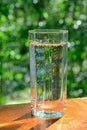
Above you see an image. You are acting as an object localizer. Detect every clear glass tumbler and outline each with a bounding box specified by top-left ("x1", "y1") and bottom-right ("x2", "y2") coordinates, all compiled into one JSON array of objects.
[{"x1": 29, "y1": 29, "x2": 68, "y2": 119}]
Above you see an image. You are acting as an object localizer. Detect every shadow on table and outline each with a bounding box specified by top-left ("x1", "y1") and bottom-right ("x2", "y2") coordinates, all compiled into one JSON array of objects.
[
  {"x1": 0, "y1": 111, "x2": 59, "y2": 130},
  {"x1": 14, "y1": 112, "x2": 32, "y2": 121}
]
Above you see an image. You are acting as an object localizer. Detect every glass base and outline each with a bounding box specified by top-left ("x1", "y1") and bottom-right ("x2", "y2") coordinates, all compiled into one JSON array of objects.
[{"x1": 32, "y1": 109, "x2": 63, "y2": 119}]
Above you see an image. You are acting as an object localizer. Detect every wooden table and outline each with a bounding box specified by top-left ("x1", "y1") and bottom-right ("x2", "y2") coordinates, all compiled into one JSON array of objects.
[{"x1": 0, "y1": 98, "x2": 87, "y2": 130}]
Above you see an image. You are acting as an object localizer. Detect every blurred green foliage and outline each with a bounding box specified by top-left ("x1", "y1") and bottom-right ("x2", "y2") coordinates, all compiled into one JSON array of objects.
[{"x1": 0, "y1": 0, "x2": 87, "y2": 104}]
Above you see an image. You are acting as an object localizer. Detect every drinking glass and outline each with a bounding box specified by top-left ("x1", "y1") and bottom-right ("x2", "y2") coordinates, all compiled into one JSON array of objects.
[{"x1": 29, "y1": 29, "x2": 68, "y2": 119}]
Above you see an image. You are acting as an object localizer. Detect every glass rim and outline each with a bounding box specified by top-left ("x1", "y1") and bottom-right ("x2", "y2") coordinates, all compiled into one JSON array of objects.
[{"x1": 29, "y1": 29, "x2": 68, "y2": 34}]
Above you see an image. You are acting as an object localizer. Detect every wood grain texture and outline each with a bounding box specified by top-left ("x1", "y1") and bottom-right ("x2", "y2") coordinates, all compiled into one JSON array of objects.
[
  {"x1": 46, "y1": 97, "x2": 87, "y2": 130},
  {"x1": 0, "y1": 98, "x2": 87, "y2": 130}
]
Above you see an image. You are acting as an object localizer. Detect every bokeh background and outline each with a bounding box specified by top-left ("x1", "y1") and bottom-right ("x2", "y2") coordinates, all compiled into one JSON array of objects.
[{"x1": 0, "y1": 0, "x2": 87, "y2": 105}]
